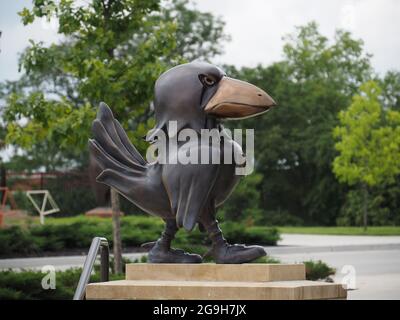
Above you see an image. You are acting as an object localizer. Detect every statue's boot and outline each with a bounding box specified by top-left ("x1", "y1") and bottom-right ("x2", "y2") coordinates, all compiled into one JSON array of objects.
[
  {"x1": 145, "y1": 219, "x2": 202, "y2": 263},
  {"x1": 204, "y1": 220, "x2": 266, "y2": 264}
]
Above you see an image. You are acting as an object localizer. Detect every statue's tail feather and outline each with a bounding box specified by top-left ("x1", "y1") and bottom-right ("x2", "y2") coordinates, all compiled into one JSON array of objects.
[
  {"x1": 89, "y1": 102, "x2": 147, "y2": 180},
  {"x1": 113, "y1": 117, "x2": 146, "y2": 166}
]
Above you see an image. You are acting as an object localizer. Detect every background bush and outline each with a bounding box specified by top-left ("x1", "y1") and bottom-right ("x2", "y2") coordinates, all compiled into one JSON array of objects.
[
  {"x1": 0, "y1": 215, "x2": 280, "y2": 258},
  {"x1": 304, "y1": 260, "x2": 336, "y2": 281},
  {"x1": 0, "y1": 268, "x2": 124, "y2": 300}
]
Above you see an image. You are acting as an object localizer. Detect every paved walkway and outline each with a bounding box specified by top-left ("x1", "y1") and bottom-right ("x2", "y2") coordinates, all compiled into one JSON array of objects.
[
  {"x1": 278, "y1": 234, "x2": 400, "y2": 247},
  {"x1": 273, "y1": 249, "x2": 400, "y2": 300},
  {"x1": 0, "y1": 253, "x2": 145, "y2": 271}
]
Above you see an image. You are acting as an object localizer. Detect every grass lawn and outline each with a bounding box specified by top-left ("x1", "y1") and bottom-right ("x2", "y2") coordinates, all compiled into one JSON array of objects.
[{"x1": 277, "y1": 226, "x2": 400, "y2": 236}]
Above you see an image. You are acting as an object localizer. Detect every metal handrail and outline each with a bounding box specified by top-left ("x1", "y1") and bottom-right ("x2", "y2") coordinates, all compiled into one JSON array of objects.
[{"x1": 73, "y1": 237, "x2": 109, "y2": 300}]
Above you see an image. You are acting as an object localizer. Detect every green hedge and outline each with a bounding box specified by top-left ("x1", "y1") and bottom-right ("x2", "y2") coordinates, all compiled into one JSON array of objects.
[
  {"x1": 304, "y1": 260, "x2": 336, "y2": 281},
  {"x1": 0, "y1": 216, "x2": 280, "y2": 257},
  {"x1": 0, "y1": 269, "x2": 124, "y2": 300}
]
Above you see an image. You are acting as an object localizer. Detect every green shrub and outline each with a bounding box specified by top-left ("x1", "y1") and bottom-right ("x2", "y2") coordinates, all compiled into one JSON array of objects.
[
  {"x1": 304, "y1": 260, "x2": 336, "y2": 281},
  {"x1": 337, "y1": 188, "x2": 396, "y2": 227},
  {"x1": 221, "y1": 222, "x2": 281, "y2": 245},
  {"x1": 0, "y1": 226, "x2": 39, "y2": 256},
  {"x1": 250, "y1": 257, "x2": 335, "y2": 281},
  {"x1": 94, "y1": 256, "x2": 133, "y2": 274},
  {"x1": 0, "y1": 287, "x2": 23, "y2": 300},
  {"x1": 29, "y1": 221, "x2": 110, "y2": 251},
  {"x1": 0, "y1": 215, "x2": 280, "y2": 257},
  {"x1": 219, "y1": 173, "x2": 265, "y2": 223},
  {"x1": 0, "y1": 269, "x2": 77, "y2": 300},
  {"x1": 174, "y1": 227, "x2": 209, "y2": 246},
  {"x1": 262, "y1": 210, "x2": 304, "y2": 226},
  {"x1": 0, "y1": 268, "x2": 124, "y2": 300},
  {"x1": 12, "y1": 191, "x2": 35, "y2": 214},
  {"x1": 130, "y1": 255, "x2": 148, "y2": 263},
  {"x1": 254, "y1": 256, "x2": 281, "y2": 264}
]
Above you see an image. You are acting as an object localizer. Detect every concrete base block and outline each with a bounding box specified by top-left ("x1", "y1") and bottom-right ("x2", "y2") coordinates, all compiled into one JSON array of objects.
[{"x1": 86, "y1": 263, "x2": 347, "y2": 300}]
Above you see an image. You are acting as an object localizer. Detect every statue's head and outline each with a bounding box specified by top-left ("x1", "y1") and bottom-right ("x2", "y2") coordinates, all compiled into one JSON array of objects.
[{"x1": 150, "y1": 61, "x2": 276, "y2": 139}]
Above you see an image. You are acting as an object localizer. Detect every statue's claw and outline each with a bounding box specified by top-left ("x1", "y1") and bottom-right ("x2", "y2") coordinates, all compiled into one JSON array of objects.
[
  {"x1": 148, "y1": 241, "x2": 202, "y2": 264},
  {"x1": 211, "y1": 243, "x2": 266, "y2": 264}
]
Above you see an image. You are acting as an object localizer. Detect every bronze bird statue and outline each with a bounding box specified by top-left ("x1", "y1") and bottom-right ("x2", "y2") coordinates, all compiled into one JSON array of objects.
[{"x1": 89, "y1": 62, "x2": 276, "y2": 264}]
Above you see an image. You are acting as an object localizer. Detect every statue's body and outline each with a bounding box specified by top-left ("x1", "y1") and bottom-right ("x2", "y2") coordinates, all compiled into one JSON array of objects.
[{"x1": 89, "y1": 62, "x2": 276, "y2": 264}]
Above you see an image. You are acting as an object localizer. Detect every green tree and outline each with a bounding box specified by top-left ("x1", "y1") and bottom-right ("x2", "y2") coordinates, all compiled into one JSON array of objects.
[
  {"x1": 161, "y1": 0, "x2": 230, "y2": 61},
  {"x1": 0, "y1": 0, "x2": 229, "y2": 170},
  {"x1": 380, "y1": 71, "x2": 400, "y2": 110},
  {"x1": 3, "y1": 0, "x2": 177, "y2": 162},
  {"x1": 219, "y1": 173, "x2": 264, "y2": 225},
  {"x1": 224, "y1": 22, "x2": 373, "y2": 225},
  {"x1": 333, "y1": 81, "x2": 400, "y2": 229}
]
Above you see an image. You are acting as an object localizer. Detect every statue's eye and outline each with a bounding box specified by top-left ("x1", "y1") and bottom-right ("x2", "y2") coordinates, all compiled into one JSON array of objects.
[{"x1": 199, "y1": 74, "x2": 216, "y2": 87}]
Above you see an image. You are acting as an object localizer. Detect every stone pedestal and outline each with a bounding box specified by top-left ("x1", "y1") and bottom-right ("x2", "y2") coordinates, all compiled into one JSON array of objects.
[{"x1": 86, "y1": 263, "x2": 347, "y2": 300}]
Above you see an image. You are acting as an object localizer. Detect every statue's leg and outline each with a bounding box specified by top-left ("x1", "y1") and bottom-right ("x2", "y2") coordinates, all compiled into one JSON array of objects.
[
  {"x1": 200, "y1": 216, "x2": 266, "y2": 264},
  {"x1": 148, "y1": 219, "x2": 202, "y2": 263}
]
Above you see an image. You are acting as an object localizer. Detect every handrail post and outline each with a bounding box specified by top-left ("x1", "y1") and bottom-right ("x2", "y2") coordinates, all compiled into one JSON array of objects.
[
  {"x1": 73, "y1": 237, "x2": 109, "y2": 300},
  {"x1": 100, "y1": 241, "x2": 109, "y2": 282}
]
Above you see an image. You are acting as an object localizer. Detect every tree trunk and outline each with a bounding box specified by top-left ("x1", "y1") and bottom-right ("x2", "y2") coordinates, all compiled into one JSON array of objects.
[
  {"x1": 0, "y1": 165, "x2": 6, "y2": 203},
  {"x1": 111, "y1": 188, "x2": 123, "y2": 274},
  {"x1": 362, "y1": 185, "x2": 368, "y2": 231}
]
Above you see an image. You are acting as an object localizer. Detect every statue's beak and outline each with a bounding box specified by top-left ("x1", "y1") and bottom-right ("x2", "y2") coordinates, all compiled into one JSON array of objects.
[{"x1": 204, "y1": 77, "x2": 276, "y2": 119}]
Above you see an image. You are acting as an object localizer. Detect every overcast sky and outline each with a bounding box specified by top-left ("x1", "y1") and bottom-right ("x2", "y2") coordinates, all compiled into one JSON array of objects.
[{"x1": 0, "y1": 0, "x2": 399, "y2": 82}]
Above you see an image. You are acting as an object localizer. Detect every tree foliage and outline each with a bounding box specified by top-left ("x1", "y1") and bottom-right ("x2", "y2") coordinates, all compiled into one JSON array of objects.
[
  {"x1": 224, "y1": 22, "x2": 374, "y2": 225},
  {"x1": 1, "y1": 0, "x2": 229, "y2": 169},
  {"x1": 332, "y1": 81, "x2": 400, "y2": 228},
  {"x1": 333, "y1": 81, "x2": 400, "y2": 187}
]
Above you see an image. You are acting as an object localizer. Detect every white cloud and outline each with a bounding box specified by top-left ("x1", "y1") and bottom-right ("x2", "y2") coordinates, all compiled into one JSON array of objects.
[{"x1": 194, "y1": 0, "x2": 400, "y2": 73}]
